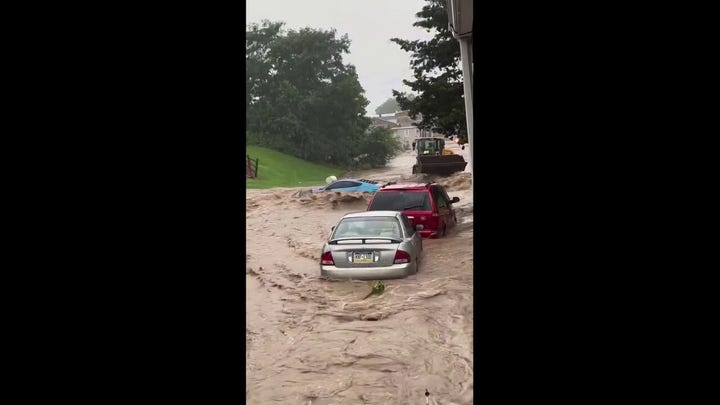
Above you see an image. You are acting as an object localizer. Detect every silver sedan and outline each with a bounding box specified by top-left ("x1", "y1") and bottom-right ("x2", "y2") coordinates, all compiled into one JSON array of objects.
[{"x1": 320, "y1": 211, "x2": 424, "y2": 279}]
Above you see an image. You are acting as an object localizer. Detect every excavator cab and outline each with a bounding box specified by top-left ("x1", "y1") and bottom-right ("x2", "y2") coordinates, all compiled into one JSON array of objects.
[
  {"x1": 412, "y1": 136, "x2": 467, "y2": 176},
  {"x1": 416, "y1": 137, "x2": 444, "y2": 156}
]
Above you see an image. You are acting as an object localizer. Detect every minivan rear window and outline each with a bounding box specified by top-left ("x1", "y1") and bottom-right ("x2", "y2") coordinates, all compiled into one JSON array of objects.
[{"x1": 369, "y1": 191, "x2": 431, "y2": 211}]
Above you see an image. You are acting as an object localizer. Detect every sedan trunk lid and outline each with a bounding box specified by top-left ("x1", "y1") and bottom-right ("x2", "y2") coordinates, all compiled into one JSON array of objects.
[{"x1": 327, "y1": 239, "x2": 400, "y2": 268}]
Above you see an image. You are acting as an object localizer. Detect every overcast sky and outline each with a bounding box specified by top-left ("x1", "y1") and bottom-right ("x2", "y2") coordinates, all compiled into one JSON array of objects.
[{"x1": 247, "y1": 0, "x2": 435, "y2": 116}]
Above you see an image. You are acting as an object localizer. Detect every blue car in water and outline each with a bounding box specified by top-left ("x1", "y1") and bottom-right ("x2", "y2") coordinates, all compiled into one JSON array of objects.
[{"x1": 312, "y1": 178, "x2": 381, "y2": 193}]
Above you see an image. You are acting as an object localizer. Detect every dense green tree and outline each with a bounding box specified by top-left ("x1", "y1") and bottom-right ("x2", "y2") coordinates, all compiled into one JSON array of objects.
[
  {"x1": 374, "y1": 94, "x2": 416, "y2": 115},
  {"x1": 246, "y1": 21, "x2": 398, "y2": 168},
  {"x1": 390, "y1": 0, "x2": 467, "y2": 142},
  {"x1": 352, "y1": 126, "x2": 402, "y2": 169},
  {"x1": 375, "y1": 97, "x2": 400, "y2": 115}
]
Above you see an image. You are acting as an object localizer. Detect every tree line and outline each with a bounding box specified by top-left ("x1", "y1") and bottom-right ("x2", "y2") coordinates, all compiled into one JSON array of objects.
[
  {"x1": 391, "y1": 0, "x2": 468, "y2": 143},
  {"x1": 246, "y1": 21, "x2": 401, "y2": 170}
]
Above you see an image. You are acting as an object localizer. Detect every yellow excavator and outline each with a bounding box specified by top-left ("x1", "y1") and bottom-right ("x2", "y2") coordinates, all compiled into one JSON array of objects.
[{"x1": 412, "y1": 137, "x2": 467, "y2": 176}]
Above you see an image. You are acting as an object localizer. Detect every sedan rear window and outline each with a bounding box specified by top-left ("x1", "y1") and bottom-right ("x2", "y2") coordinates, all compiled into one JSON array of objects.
[
  {"x1": 369, "y1": 191, "x2": 431, "y2": 211},
  {"x1": 333, "y1": 217, "x2": 402, "y2": 239}
]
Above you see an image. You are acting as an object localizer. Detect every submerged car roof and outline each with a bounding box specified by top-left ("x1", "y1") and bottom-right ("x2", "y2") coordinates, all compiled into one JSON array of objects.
[
  {"x1": 342, "y1": 210, "x2": 402, "y2": 218},
  {"x1": 335, "y1": 178, "x2": 379, "y2": 184}
]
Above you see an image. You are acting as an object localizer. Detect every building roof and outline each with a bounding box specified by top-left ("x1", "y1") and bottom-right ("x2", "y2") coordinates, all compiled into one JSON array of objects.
[
  {"x1": 372, "y1": 116, "x2": 397, "y2": 124},
  {"x1": 370, "y1": 117, "x2": 399, "y2": 130},
  {"x1": 368, "y1": 111, "x2": 425, "y2": 127},
  {"x1": 378, "y1": 114, "x2": 398, "y2": 123}
]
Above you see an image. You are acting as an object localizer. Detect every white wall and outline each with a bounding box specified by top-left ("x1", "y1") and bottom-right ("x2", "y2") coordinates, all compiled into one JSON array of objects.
[{"x1": 391, "y1": 126, "x2": 425, "y2": 150}]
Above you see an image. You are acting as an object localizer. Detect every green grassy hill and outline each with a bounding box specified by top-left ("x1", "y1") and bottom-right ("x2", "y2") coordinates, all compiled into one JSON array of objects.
[{"x1": 246, "y1": 146, "x2": 343, "y2": 189}]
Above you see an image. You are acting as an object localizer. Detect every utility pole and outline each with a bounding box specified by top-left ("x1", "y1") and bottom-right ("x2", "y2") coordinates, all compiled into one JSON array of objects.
[
  {"x1": 447, "y1": 0, "x2": 474, "y2": 194},
  {"x1": 458, "y1": 37, "x2": 473, "y2": 183}
]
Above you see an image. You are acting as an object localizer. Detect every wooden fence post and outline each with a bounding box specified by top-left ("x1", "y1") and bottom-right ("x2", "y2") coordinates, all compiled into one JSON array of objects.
[{"x1": 246, "y1": 155, "x2": 260, "y2": 178}]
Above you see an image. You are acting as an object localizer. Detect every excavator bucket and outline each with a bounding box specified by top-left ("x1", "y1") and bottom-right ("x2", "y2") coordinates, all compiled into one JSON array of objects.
[{"x1": 413, "y1": 154, "x2": 467, "y2": 176}]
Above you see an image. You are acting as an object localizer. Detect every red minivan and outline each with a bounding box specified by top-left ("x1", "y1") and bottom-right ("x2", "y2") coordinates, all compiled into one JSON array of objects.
[{"x1": 366, "y1": 183, "x2": 460, "y2": 238}]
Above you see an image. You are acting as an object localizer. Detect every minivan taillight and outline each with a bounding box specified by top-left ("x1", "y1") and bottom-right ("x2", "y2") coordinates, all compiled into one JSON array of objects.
[
  {"x1": 393, "y1": 250, "x2": 411, "y2": 264},
  {"x1": 321, "y1": 251, "x2": 334, "y2": 265}
]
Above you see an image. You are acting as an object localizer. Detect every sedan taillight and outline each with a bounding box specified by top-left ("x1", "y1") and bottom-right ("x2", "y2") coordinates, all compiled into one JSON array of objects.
[
  {"x1": 321, "y1": 251, "x2": 334, "y2": 265},
  {"x1": 393, "y1": 250, "x2": 411, "y2": 264}
]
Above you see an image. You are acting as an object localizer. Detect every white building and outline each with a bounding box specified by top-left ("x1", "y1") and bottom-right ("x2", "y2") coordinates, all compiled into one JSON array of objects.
[{"x1": 370, "y1": 111, "x2": 440, "y2": 150}]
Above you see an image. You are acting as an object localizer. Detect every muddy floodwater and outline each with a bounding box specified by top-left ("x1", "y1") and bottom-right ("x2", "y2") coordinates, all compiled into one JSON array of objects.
[{"x1": 246, "y1": 143, "x2": 474, "y2": 404}]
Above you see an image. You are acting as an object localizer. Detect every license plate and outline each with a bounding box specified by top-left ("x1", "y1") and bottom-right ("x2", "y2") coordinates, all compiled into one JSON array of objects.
[{"x1": 353, "y1": 252, "x2": 373, "y2": 263}]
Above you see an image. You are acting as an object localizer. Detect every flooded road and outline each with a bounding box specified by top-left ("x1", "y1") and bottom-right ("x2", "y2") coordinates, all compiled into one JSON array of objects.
[{"x1": 246, "y1": 146, "x2": 473, "y2": 404}]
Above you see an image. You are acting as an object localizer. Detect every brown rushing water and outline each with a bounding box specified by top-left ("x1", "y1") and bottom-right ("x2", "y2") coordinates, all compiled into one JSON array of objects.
[{"x1": 247, "y1": 145, "x2": 473, "y2": 404}]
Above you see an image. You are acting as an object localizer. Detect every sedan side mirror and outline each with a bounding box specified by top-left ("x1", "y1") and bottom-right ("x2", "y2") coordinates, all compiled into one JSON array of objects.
[
  {"x1": 331, "y1": 226, "x2": 335, "y2": 231},
  {"x1": 415, "y1": 224, "x2": 424, "y2": 231},
  {"x1": 451, "y1": 197, "x2": 460, "y2": 203}
]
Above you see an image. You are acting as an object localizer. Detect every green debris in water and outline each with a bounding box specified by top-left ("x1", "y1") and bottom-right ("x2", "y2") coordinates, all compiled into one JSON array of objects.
[{"x1": 363, "y1": 281, "x2": 385, "y2": 300}]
